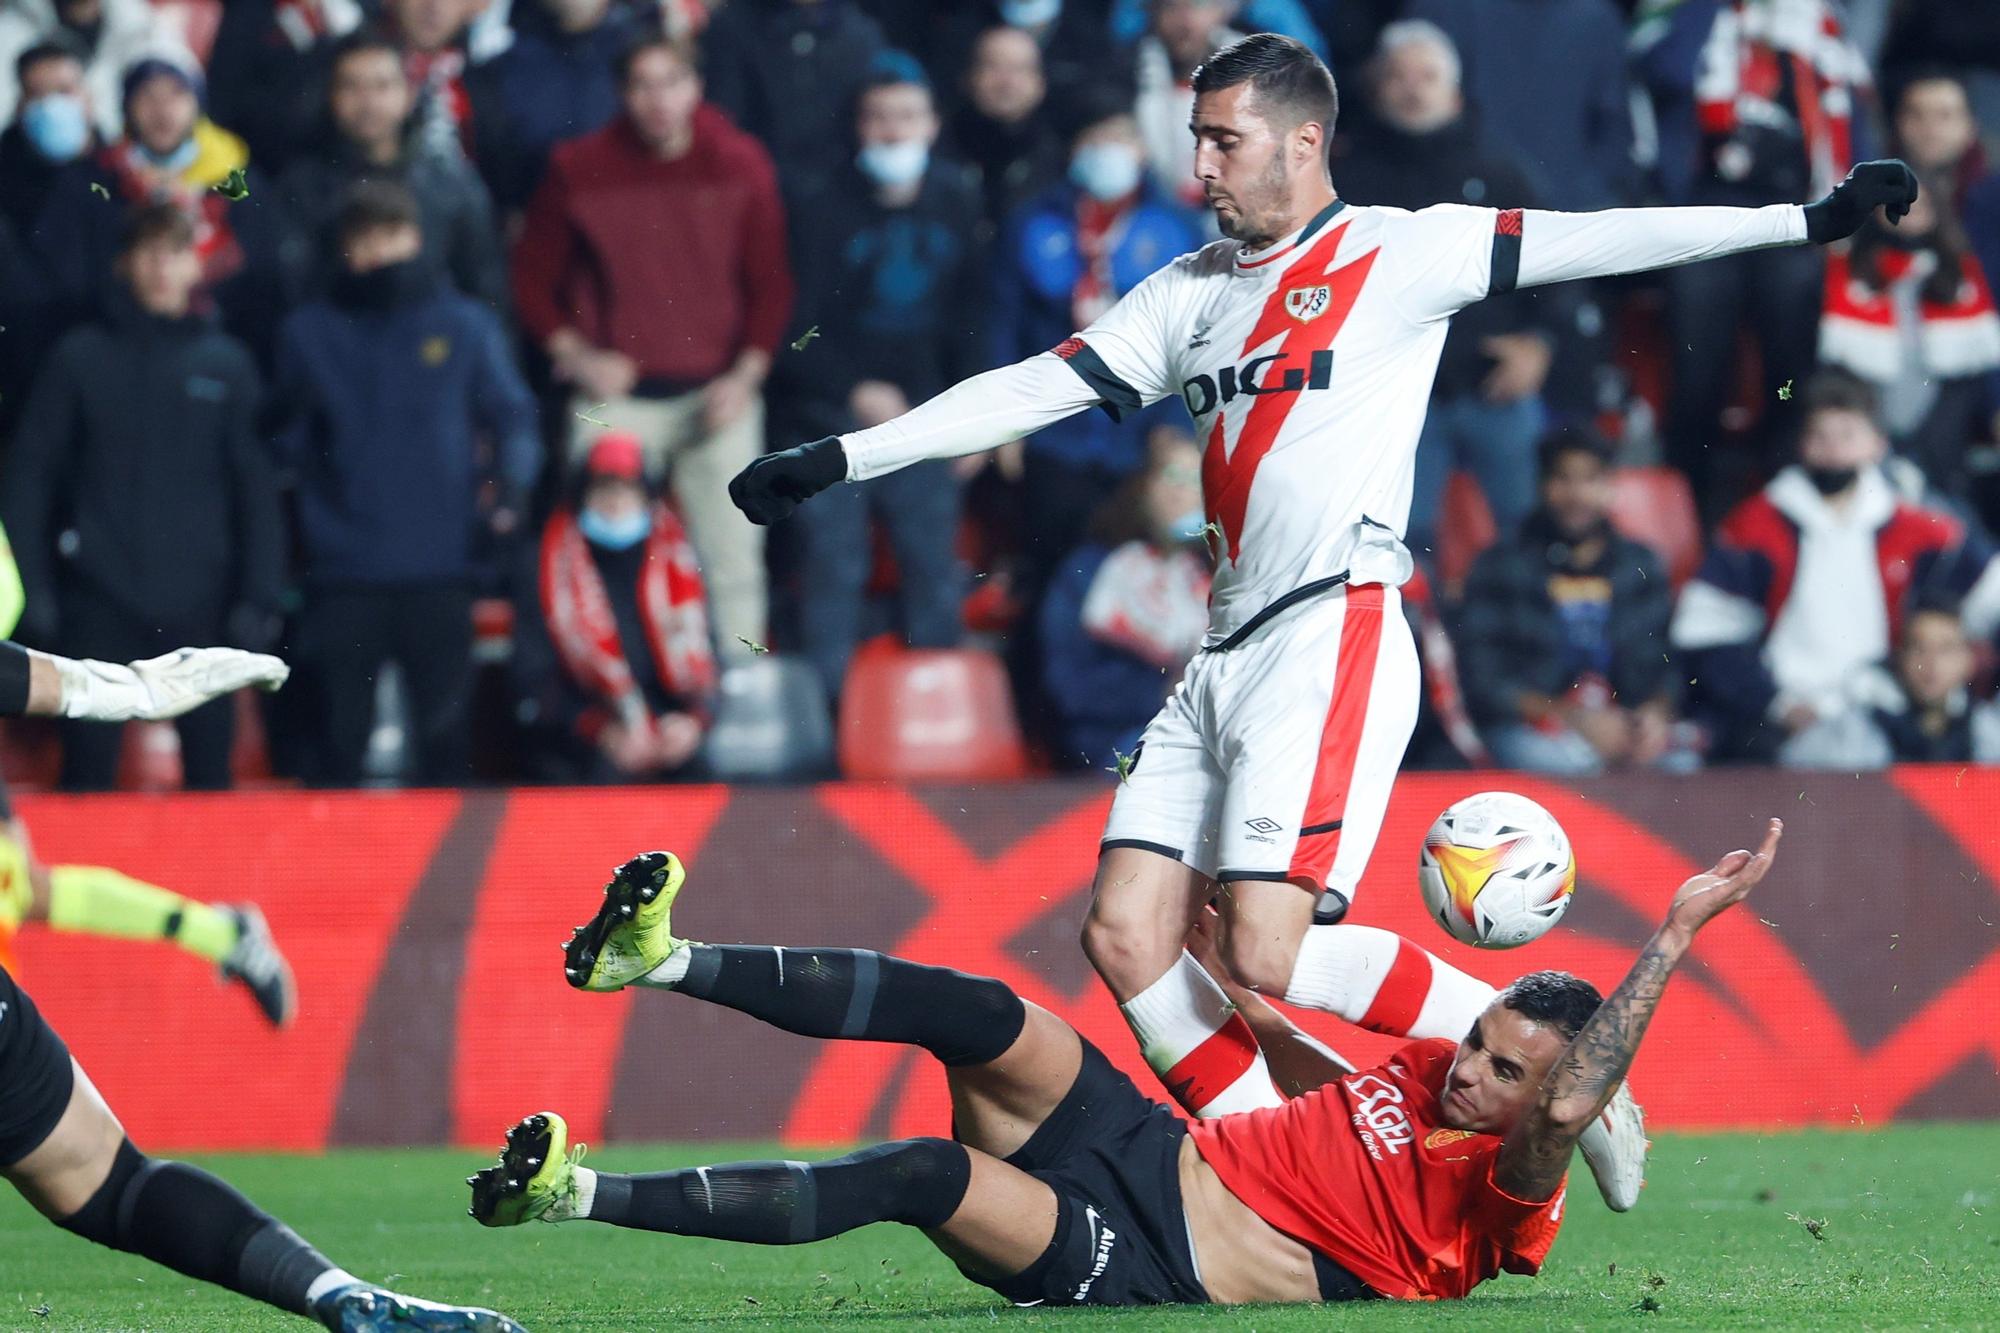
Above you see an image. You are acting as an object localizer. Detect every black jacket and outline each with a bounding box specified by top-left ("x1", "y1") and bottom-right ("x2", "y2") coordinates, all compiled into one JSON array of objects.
[
  {"x1": 775, "y1": 165, "x2": 987, "y2": 441},
  {"x1": 1454, "y1": 512, "x2": 1676, "y2": 730},
  {"x1": 1336, "y1": 114, "x2": 1565, "y2": 399},
  {"x1": 2, "y1": 292, "x2": 283, "y2": 639},
  {"x1": 274, "y1": 136, "x2": 508, "y2": 313}
]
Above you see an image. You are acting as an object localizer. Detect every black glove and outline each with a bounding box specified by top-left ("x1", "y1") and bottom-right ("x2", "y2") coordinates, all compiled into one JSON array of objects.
[
  {"x1": 1803, "y1": 159, "x2": 1920, "y2": 244},
  {"x1": 728, "y1": 436, "x2": 846, "y2": 525}
]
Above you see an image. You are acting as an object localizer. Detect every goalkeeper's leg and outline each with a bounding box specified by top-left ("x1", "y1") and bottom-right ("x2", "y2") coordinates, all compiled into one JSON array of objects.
[{"x1": 2, "y1": 978, "x2": 520, "y2": 1329}]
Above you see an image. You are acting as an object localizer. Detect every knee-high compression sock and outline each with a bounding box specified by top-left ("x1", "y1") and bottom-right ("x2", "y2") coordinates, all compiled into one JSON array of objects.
[
  {"x1": 571, "y1": 1138, "x2": 971, "y2": 1242},
  {"x1": 58, "y1": 1140, "x2": 357, "y2": 1317},
  {"x1": 637, "y1": 946, "x2": 1025, "y2": 1066},
  {"x1": 1120, "y1": 953, "x2": 1282, "y2": 1117},
  {"x1": 47, "y1": 866, "x2": 238, "y2": 964},
  {"x1": 1283, "y1": 925, "x2": 1494, "y2": 1038}
]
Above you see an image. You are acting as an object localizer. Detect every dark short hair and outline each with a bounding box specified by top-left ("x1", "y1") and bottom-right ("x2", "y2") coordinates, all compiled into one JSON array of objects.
[
  {"x1": 119, "y1": 201, "x2": 194, "y2": 254},
  {"x1": 335, "y1": 179, "x2": 422, "y2": 242},
  {"x1": 1798, "y1": 368, "x2": 1883, "y2": 429},
  {"x1": 1893, "y1": 64, "x2": 1969, "y2": 111},
  {"x1": 327, "y1": 30, "x2": 405, "y2": 81},
  {"x1": 615, "y1": 25, "x2": 699, "y2": 86},
  {"x1": 1536, "y1": 424, "x2": 1614, "y2": 480},
  {"x1": 16, "y1": 35, "x2": 84, "y2": 88},
  {"x1": 1190, "y1": 32, "x2": 1339, "y2": 138},
  {"x1": 1499, "y1": 970, "x2": 1602, "y2": 1042}
]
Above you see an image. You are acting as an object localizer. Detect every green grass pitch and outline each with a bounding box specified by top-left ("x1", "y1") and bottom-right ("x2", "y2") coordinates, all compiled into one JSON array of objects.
[{"x1": 2, "y1": 1125, "x2": 1994, "y2": 1331}]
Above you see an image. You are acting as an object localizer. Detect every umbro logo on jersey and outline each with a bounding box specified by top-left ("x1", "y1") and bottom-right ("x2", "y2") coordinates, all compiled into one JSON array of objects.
[
  {"x1": 1244, "y1": 817, "x2": 1283, "y2": 834},
  {"x1": 1181, "y1": 349, "x2": 1334, "y2": 417},
  {"x1": 1187, "y1": 322, "x2": 1213, "y2": 349}
]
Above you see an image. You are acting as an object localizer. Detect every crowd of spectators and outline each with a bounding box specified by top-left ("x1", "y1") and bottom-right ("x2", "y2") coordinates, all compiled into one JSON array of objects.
[{"x1": 2, "y1": 0, "x2": 1999, "y2": 789}]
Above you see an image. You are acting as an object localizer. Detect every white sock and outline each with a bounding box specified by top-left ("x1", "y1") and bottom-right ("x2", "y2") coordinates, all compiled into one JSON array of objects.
[
  {"x1": 304, "y1": 1268, "x2": 360, "y2": 1307},
  {"x1": 1119, "y1": 953, "x2": 1282, "y2": 1117},
  {"x1": 1284, "y1": 926, "x2": 1494, "y2": 1039},
  {"x1": 569, "y1": 1166, "x2": 599, "y2": 1220},
  {"x1": 636, "y1": 946, "x2": 691, "y2": 989}
]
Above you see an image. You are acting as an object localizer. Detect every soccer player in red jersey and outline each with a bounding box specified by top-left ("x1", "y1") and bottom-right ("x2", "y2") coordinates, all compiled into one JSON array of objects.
[
  {"x1": 477, "y1": 819, "x2": 1782, "y2": 1307},
  {"x1": 728, "y1": 30, "x2": 1899, "y2": 1209}
]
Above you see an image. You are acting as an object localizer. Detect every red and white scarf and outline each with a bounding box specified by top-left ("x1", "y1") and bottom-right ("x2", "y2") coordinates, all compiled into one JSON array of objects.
[
  {"x1": 1820, "y1": 247, "x2": 2000, "y2": 384},
  {"x1": 1693, "y1": 0, "x2": 1870, "y2": 196},
  {"x1": 539, "y1": 506, "x2": 716, "y2": 737},
  {"x1": 102, "y1": 139, "x2": 244, "y2": 288}
]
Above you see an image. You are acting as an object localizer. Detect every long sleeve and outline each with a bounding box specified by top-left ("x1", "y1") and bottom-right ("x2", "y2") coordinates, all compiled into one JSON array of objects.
[
  {"x1": 470, "y1": 310, "x2": 543, "y2": 498},
  {"x1": 222, "y1": 352, "x2": 285, "y2": 613},
  {"x1": 840, "y1": 351, "x2": 1105, "y2": 481},
  {"x1": 735, "y1": 147, "x2": 795, "y2": 360},
  {"x1": 2, "y1": 340, "x2": 81, "y2": 637},
  {"x1": 510, "y1": 159, "x2": 581, "y2": 345},
  {"x1": 1507, "y1": 204, "x2": 1807, "y2": 292}
]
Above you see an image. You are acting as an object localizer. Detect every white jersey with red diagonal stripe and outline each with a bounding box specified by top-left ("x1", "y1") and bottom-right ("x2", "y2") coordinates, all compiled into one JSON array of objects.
[{"x1": 1060, "y1": 198, "x2": 1506, "y2": 646}]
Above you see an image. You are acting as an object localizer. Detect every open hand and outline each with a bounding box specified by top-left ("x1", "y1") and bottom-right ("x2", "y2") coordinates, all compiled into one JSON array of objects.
[{"x1": 1665, "y1": 818, "x2": 1783, "y2": 936}]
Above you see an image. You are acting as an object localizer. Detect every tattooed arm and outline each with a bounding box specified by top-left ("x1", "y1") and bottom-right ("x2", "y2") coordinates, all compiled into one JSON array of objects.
[{"x1": 1494, "y1": 819, "x2": 1785, "y2": 1201}]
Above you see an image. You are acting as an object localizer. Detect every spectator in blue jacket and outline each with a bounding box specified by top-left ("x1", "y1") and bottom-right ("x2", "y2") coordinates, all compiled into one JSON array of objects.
[
  {"x1": 274, "y1": 181, "x2": 540, "y2": 786},
  {"x1": 991, "y1": 94, "x2": 1200, "y2": 599},
  {"x1": 1038, "y1": 426, "x2": 1210, "y2": 769},
  {"x1": 465, "y1": 0, "x2": 634, "y2": 213}
]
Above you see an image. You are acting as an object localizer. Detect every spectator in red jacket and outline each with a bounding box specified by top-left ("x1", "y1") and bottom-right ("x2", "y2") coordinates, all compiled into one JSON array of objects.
[
  {"x1": 512, "y1": 430, "x2": 716, "y2": 784},
  {"x1": 513, "y1": 28, "x2": 792, "y2": 660}
]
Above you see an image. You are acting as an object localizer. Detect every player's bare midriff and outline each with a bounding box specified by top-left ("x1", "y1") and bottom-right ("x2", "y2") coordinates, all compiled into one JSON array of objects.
[{"x1": 1176, "y1": 1135, "x2": 1322, "y2": 1303}]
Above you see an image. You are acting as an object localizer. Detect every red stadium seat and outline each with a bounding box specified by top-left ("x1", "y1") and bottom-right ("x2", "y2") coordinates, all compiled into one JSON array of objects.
[
  {"x1": 838, "y1": 644, "x2": 1028, "y2": 781},
  {"x1": 1609, "y1": 466, "x2": 1704, "y2": 589},
  {"x1": 1434, "y1": 470, "x2": 1497, "y2": 594}
]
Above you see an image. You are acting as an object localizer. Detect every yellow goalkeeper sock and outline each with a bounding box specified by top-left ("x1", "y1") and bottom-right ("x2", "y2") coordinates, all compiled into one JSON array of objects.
[{"x1": 47, "y1": 866, "x2": 238, "y2": 964}]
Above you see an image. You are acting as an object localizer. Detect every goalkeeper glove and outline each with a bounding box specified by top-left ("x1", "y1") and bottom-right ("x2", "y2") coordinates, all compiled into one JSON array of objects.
[
  {"x1": 1803, "y1": 159, "x2": 1920, "y2": 244},
  {"x1": 56, "y1": 648, "x2": 290, "y2": 722},
  {"x1": 728, "y1": 436, "x2": 846, "y2": 525}
]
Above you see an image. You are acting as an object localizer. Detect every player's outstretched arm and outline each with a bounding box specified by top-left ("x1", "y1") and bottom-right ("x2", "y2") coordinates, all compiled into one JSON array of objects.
[
  {"x1": 1501, "y1": 161, "x2": 1918, "y2": 294},
  {"x1": 729, "y1": 353, "x2": 1109, "y2": 525},
  {"x1": 0, "y1": 640, "x2": 289, "y2": 721},
  {"x1": 1493, "y1": 819, "x2": 1784, "y2": 1201}
]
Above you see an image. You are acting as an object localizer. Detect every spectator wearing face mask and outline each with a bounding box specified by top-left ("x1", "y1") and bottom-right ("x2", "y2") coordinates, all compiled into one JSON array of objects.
[
  {"x1": 0, "y1": 39, "x2": 96, "y2": 237},
  {"x1": 1038, "y1": 426, "x2": 1212, "y2": 769},
  {"x1": 773, "y1": 53, "x2": 983, "y2": 701},
  {"x1": 512, "y1": 29, "x2": 792, "y2": 661},
  {"x1": 990, "y1": 94, "x2": 1200, "y2": 602},
  {"x1": 1337, "y1": 19, "x2": 1556, "y2": 564},
  {"x1": 944, "y1": 24, "x2": 1068, "y2": 244},
  {"x1": 512, "y1": 431, "x2": 716, "y2": 784},
  {"x1": 0, "y1": 0, "x2": 188, "y2": 138},
  {"x1": 1671, "y1": 372, "x2": 2000, "y2": 767},
  {"x1": 1818, "y1": 169, "x2": 2000, "y2": 501},
  {"x1": 31, "y1": 53, "x2": 283, "y2": 357}
]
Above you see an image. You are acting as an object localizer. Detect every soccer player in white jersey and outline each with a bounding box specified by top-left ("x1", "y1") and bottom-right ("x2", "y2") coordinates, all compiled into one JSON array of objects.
[{"x1": 731, "y1": 35, "x2": 1913, "y2": 1202}]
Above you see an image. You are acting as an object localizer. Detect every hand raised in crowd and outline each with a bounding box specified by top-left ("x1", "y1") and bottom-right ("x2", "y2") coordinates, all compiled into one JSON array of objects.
[{"x1": 1478, "y1": 333, "x2": 1553, "y2": 404}]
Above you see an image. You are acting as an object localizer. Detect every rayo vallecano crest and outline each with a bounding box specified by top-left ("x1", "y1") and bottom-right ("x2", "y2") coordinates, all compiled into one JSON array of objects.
[{"x1": 1284, "y1": 284, "x2": 1332, "y2": 322}]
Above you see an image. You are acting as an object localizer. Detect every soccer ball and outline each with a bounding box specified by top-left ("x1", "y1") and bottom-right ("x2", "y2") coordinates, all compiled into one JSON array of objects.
[{"x1": 1417, "y1": 791, "x2": 1576, "y2": 949}]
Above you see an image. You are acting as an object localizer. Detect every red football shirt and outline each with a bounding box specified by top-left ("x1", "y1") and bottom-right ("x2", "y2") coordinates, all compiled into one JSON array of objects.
[{"x1": 1185, "y1": 1038, "x2": 1566, "y2": 1300}]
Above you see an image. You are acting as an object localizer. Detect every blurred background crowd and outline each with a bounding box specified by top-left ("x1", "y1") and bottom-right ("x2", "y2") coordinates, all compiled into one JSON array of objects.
[{"x1": 2, "y1": 0, "x2": 1999, "y2": 790}]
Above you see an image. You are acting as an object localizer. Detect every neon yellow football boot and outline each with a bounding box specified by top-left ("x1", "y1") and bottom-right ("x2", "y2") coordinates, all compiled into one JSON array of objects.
[
  {"x1": 561, "y1": 851, "x2": 688, "y2": 992},
  {"x1": 467, "y1": 1112, "x2": 586, "y2": 1227}
]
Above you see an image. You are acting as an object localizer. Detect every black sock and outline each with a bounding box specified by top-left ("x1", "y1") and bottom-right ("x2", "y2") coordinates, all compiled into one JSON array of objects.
[
  {"x1": 587, "y1": 1138, "x2": 970, "y2": 1242},
  {"x1": 58, "y1": 1140, "x2": 338, "y2": 1316},
  {"x1": 675, "y1": 946, "x2": 1025, "y2": 1066}
]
